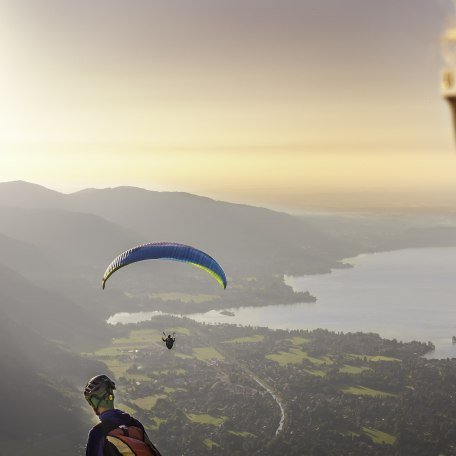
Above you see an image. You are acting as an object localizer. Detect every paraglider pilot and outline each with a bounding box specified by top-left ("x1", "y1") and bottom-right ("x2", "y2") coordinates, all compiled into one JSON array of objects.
[
  {"x1": 162, "y1": 332, "x2": 176, "y2": 350},
  {"x1": 84, "y1": 374, "x2": 162, "y2": 455}
]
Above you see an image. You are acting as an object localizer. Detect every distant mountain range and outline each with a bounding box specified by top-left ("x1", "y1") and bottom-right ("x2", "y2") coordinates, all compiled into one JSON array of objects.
[
  {"x1": 0, "y1": 181, "x2": 337, "y2": 276},
  {"x1": 2, "y1": 179, "x2": 456, "y2": 295},
  {"x1": 2, "y1": 180, "x2": 456, "y2": 297}
]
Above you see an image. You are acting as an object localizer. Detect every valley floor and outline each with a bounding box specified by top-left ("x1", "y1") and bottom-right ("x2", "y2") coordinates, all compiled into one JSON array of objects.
[{"x1": 83, "y1": 316, "x2": 455, "y2": 456}]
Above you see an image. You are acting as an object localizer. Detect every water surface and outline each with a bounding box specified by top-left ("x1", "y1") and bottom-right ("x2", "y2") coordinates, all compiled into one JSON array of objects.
[{"x1": 108, "y1": 247, "x2": 456, "y2": 358}]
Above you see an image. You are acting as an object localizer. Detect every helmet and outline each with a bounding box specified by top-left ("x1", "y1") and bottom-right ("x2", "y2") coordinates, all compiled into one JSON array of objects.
[{"x1": 84, "y1": 374, "x2": 116, "y2": 406}]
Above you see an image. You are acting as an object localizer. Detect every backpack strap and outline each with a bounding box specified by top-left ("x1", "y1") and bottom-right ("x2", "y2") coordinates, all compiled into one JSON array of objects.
[
  {"x1": 100, "y1": 420, "x2": 129, "y2": 456},
  {"x1": 99, "y1": 420, "x2": 121, "y2": 435}
]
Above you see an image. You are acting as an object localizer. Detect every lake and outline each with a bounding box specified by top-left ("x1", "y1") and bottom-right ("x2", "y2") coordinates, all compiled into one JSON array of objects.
[{"x1": 108, "y1": 247, "x2": 456, "y2": 359}]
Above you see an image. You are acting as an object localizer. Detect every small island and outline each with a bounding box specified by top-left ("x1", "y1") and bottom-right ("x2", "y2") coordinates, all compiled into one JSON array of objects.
[{"x1": 220, "y1": 310, "x2": 235, "y2": 317}]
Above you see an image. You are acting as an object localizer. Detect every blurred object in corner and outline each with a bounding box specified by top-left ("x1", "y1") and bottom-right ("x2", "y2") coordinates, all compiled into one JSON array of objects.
[{"x1": 441, "y1": 7, "x2": 456, "y2": 140}]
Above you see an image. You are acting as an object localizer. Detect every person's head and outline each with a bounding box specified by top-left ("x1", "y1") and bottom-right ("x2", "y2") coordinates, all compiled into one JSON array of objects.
[
  {"x1": 168, "y1": 334, "x2": 171, "y2": 338},
  {"x1": 84, "y1": 374, "x2": 116, "y2": 415}
]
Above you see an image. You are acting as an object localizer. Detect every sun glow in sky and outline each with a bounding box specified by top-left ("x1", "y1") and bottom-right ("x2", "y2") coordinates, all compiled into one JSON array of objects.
[{"x1": 1, "y1": 0, "x2": 456, "y2": 210}]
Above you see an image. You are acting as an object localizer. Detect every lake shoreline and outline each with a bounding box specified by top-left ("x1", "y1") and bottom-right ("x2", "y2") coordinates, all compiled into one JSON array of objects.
[{"x1": 108, "y1": 247, "x2": 456, "y2": 359}]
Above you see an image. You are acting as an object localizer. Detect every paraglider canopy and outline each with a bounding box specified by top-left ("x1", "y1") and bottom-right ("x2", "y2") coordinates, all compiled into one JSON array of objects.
[{"x1": 102, "y1": 242, "x2": 227, "y2": 290}]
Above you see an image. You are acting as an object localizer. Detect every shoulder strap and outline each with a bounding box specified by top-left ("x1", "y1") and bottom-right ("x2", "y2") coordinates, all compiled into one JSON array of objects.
[{"x1": 99, "y1": 420, "x2": 120, "y2": 436}]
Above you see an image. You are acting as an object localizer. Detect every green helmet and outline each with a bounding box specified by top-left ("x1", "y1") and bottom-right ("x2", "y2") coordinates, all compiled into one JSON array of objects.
[{"x1": 84, "y1": 374, "x2": 116, "y2": 412}]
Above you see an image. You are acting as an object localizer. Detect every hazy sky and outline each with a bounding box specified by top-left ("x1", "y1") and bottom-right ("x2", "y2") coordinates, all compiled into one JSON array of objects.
[{"x1": 1, "y1": 0, "x2": 456, "y2": 210}]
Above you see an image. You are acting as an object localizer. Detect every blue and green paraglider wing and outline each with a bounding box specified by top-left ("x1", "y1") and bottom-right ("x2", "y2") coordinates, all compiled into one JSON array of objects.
[{"x1": 102, "y1": 242, "x2": 227, "y2": 290}]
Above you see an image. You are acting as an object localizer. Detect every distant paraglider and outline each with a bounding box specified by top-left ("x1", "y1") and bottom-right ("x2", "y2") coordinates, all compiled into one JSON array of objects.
[
  {"x1": 162, "y1": 332, "x2": 176, "y2": 350},
  {"x1": 101, "y1": 242, "x2": 227, "y2": 290}
]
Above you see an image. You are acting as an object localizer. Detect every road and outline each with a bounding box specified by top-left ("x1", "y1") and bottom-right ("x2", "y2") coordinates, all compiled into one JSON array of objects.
[
  {"x1": 207, "y1": 333, "x2": 286, "y2": 438},
  {"x1": 251, "y1": 376, "x2": 285, "y2": 435}
]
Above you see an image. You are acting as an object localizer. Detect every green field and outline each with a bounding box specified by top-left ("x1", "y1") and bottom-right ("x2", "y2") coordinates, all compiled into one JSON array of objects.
[
  {"x1": 187, "y1": 413, "x2": 227, "y2": 426},
  {"x1": 102, "y1": 359, "x2": 130, "y2": 379},
  {"x1": 103, "y1": 359, "x2": 150, "y2": 381},
  {"x1": 150, "y1": 417, "x2": 167, "y2": 430},
  {"x1": 339, "y1": 365, "x2": 371, "y2": 374},
  {"x1": 163, "y1": 386, "x2": 186, "y2": 394},
  {"x1": 151, "y1": 368, "x2": 187, "y2": 376},
  {"x1": 224, "y1": 335, "x2": 264, "y2": 344},
  {"x1": 174, "y1": 326, "x2": 191, "y2": 335},
  {"x1": 86, "y1": 329, "x2": 161, "y2": 358},
  {"x1": 290, "y1": 336, "x2": 309, "y2": 346},
  {"x1": 342, "y1": 385, "x2": 397, "y2": 398},
  {"x1": 203, "y1": 439, "x2": 220, "y2": 449},
  {"x1": 304, "y1": 368, "x2": 326, "y2": 377},
  {"x1": 363, "y1": 427, "x2": 396, "y2": 445},
  {"x1": 229, "y1": 431, "x2": 257, "y2": 438},
  {"x1": 346, "y1": 354, "x2": 401, "y2": 363},
  {"x1": 175, "y1": 353, "x2": 193, "y2": 359},
  {"x1": 82, "y1": 329, "x2": 162, "y2": 381},
  {"x1": 266, "y1": 348, "x2": 333, "y2": 367},
  {"x1": 113, "y1": 329, "x2": 161, "y2": 346},
  {"x1": 193, "y1": 347, "x2": 224, "y2": 361},
  {"x1": 132, "y1": 394, "x2": 166, "y2": 410},
  {"x1": 87, "y1": 346, "x2": 125, "y2": 357}
]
